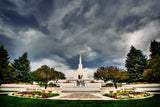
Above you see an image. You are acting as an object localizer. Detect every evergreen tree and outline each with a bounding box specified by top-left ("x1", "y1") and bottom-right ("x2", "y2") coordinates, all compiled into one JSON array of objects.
[
  {"x1": 0, "y1": 45, "x2": 10, "y2": 85},
  {"x1": 150, "y1": 40, "x2": 160, "y2": 59},
  {"x1": 125, "y1": 46, "x2": 147, "y2": 82},
  {"x1": 12, "y1": 52, "x2": 31, "y2": 83}
]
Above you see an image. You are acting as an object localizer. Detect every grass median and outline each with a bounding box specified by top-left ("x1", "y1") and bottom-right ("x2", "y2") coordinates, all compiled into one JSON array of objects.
[{"x1": 0, "y1": 94, "x2": 160, "y2": 107}]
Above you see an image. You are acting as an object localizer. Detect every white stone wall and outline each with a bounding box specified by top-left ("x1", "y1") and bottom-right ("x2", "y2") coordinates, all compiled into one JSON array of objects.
[
  {"x1": 73, "y1": 69, "x2": 88, "y2": 80},
  {"x1": 88, "y1": 83, "x2": 101, "y2": 87},
  {"x1": 60, "y1": 83, "x2": 75, "y2": 87}
]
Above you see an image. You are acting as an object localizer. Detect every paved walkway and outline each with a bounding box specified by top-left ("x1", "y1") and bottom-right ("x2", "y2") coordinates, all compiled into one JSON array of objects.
[
  {"x1": 49, "y1": 91, "x2": 156, "y2": 100},
  {"x1": 50, "y1": 92, "x2": 115, "y2": 100},
  {"x1": 1, "y1": 83, "x2": 160, "y2": 100},
  {"x1": 60, "y1": 92, "x2": 101, "y2": 98},
  {"x1": 4, "y1": 91, "x2": 158, "y2": 100}
]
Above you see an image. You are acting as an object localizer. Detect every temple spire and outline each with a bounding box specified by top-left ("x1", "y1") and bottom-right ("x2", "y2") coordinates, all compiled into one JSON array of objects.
[
  {"x1": 79, "y1": 51, "x2": 82, "y2": 64},
  {"x1": 78, "y1": 51, "x2": 82, "y2": 69}
]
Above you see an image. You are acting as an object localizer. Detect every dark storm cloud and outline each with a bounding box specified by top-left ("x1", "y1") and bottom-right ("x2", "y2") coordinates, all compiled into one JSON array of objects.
[
  {"x1": 0, "y1": 8, "x2": 39, "y2": 28},
  {"x1": 0, "y1": 34, "x2": 14, "y2": 54},
  {"x1": 116, "y1": 15, "x2": 142, "y2": 32},
  {"x1": 0, "y1": 0, "x2": 54, "y2": 34},
  {"x1": 0, "y1": 0, "x2": 15, "y2": 8},
  {"x1": 0, "y1": 0, "x2": 160, "y2": 77}
]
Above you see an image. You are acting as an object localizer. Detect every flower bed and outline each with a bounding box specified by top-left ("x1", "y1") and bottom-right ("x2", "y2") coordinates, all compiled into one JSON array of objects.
[
  {"x1": 8, "y1": 83, "x2": 33, "y2": 85},
  {"x1": 103, "y1": 91, "x2": 150, "y2": 99},
  {"x1": 12, "y1": 91, "x2": 59, "y2": 98},
  {"x1": 102, "y1": 83, "x2": 122, "y2": 87},
  {"x1": 126, "y1": 82, "x2": 148, "y2": 85}
]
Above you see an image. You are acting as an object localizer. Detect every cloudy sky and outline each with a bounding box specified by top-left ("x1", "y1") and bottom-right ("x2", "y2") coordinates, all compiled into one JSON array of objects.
[{"x1": 0, "y1": 0, "x2": 160, "y2": 78}]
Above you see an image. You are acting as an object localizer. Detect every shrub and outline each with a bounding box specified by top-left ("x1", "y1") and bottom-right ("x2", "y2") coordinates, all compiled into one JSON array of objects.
[
  {"x1": 91, "y1": 80, "x2": 95, "y2": 83},
  {"x1": 38, "y1": 81, "x2": 47, "y2": 87},
  {"x1": 51, "y1": 93, "x2": 59, "y2": 97},
  {"x1": 32, "y1": 91, "x2": 41, "y2": 94},
  {"x1": 106, "y1": 83, "x2": 114, "y2": 87},
  {"x1": 48, "y1": 83, "x2": 57, "y2": 87}
]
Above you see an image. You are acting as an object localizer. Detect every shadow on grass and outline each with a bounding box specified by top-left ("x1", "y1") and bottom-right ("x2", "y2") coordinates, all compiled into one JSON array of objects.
[{"x1": 0, "y1": 94, "x2": 160, "y2": 107}]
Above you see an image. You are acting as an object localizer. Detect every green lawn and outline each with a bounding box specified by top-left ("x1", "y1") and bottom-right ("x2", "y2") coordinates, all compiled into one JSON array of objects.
[
  {"x1": 0, "y1": 94, "x2": 160, "y2": 107},
  {"x1": 0, "y1": 90, "x2": 17, "y2": 92}
]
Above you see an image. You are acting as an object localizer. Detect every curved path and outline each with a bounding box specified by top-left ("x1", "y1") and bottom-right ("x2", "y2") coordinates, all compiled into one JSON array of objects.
[
  {"x1": 51, "y1": 92, "x2": 155, "y2": 100},
  {"x1": 1, "y1": 84, "x2": 160, "y2": 100},
  {"x1": 50, "y1": 92, "x2": 114, "y2": 100},
  {"x1": 60, "y1": 93, "x2": 101, "y2": 98},
  {"x1": 49, "y1": 92, "x2": 155, "y2": 100},
  {"x1": 3, "y1": 91, "x2": 157, "y2": 100}
]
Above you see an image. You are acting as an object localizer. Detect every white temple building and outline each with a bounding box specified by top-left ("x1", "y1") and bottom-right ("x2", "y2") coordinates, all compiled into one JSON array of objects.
[
  {"x1": 73, "y1": 51, "x2": 87, "y2": 80},
  {"x1": 59, "y1": 51, "x2": 102, "y2": 88}
]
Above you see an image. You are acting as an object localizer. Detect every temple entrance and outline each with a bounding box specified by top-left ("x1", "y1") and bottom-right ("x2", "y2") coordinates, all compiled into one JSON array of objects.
[
  {"x1": 78, "y1": 75, "x2": 83, "y2": 79},
  {"x1": 77, "y1": 75, "x2": 84, "y2": 86}
]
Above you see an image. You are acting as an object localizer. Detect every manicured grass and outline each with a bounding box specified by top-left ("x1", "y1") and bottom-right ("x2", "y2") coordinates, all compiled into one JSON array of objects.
[
  {"x1": 147, "y1": 90, "x2": 160, "y2": 92},
  {"x1": 0, "y1": 90, "x2": 17, "y2": 93},
  {"x1": 0, "y1": 94, "x2": 160, "y2": 107}
]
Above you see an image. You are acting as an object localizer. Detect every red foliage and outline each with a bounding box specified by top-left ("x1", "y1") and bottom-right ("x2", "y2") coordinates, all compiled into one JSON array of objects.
[
  {"x1": 22, "y1": 91, "x2": 31, "y2": 94},
  {"x1": 42, "y1": 96, "x2": 47, "y2": 98}
]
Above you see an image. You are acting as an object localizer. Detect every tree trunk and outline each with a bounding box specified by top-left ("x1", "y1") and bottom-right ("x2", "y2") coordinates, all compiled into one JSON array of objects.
[
  {"x1": 45, "y1": 83, "x2": 47, "y2": 89},
  {"x1": 114, "y1": 82, "x2": 117, "y2": 89},
  {"x1": 45, "y1": 73, "x2": 48, "y2": 89}
]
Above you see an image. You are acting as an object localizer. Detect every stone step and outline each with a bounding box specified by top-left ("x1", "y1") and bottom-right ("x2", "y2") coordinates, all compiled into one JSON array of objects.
[
  {"x1": 0, "y1": 87, "x2": 25, "y2": 92},
  {"x1": 61, "y1": 86, "x2": 100, "y2": 92}
]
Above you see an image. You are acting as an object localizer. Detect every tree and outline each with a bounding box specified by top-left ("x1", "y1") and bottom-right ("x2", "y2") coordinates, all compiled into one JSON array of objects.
[
  {"x1": 94, "y1": 67, "x2": 108, "y2": 82},
  {"x1": 125, "y1": 46, "x2": 147, "y2": 82},
  {"x1": 53, "y1": 71, "x2": 66, "y2": 83},
  {"x1": 35, "y1": 65, "x2": 50, "y2": 89},
  {"x1": 94, "y1": 66, "x2": 128, "y2": 89},
  {"x1": 32, "y1": 65, "x2": 66, "y2": 89},
  {"x1": 142, "y1": 56, "x2": 160, "y2": 82},
  {"x1": 12, "y1": 52, "x2": 31, "y2": 83},
  {"x1": 150, "y1": 40, "x2": 160, "y2": 59},
  {"x1": 3, "y1": 63, "x2": 16, "y2": 83},
  {"x1": 0, "y1": 45, "x2": 10, "y2": 85}
]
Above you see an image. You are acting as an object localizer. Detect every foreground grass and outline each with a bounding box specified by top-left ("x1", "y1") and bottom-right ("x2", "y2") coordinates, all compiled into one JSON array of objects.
[
  {"x1": 0, "y1": 90, "x2": 17, "y2": 93},
  {"x1": 0, "y1": 94, "x2": 160, "y2": 107}
]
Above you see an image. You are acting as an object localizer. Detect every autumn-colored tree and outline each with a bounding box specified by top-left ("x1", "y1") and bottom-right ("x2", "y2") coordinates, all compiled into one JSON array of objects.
[
  {"x1": 53, "y1": 71, "x2": 66, "y2": 83},
  {"x1": 142, "y1": 56, "x2": 160, "y2": 82},
  {"x1": 33, "y1": 65, "x2": 51, "y2": 89},
  {"x1": 32, "y1": 65, "x2": 66, "y2": 89},
  {"x1": 94, "y1": 66, "x2": 128, "y2": 89},
  {"x1": 94, "y1": 67, "x2": 108, "y2": 82},
  {"x1": 3, "y1": 63, "x2": 16, "y2": 83}
]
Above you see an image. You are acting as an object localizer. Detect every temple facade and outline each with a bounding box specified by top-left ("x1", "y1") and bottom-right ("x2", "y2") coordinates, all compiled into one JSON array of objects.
[
  {"x1": 57, "y1": 51, "x2": 102, "y2": 88},
  {"x1": 73, "y1": 51, "x2": 87, "y2": 80}
]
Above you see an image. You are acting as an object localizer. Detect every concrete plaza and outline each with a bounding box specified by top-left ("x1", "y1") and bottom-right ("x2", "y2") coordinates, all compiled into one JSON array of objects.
[{"x1": 1, "y1": 83, "x2": 160, "y2": 100}]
